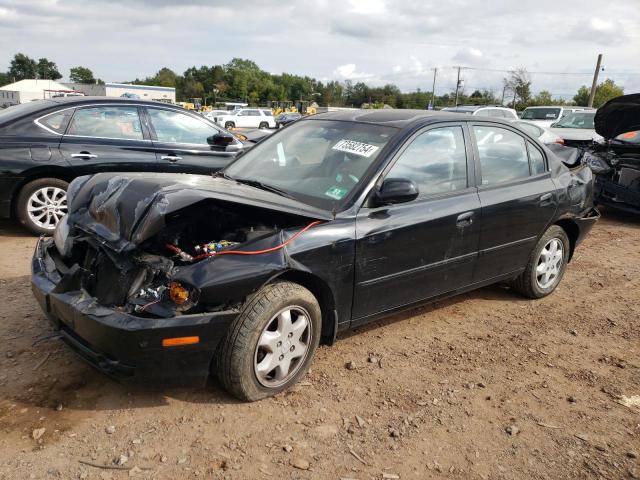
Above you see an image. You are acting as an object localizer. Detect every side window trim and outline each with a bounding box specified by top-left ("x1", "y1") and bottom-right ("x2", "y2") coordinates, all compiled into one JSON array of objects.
[
  {"x1": 377, "y1": 122, "x2": 475, "y2": 202},
  {"x1": 64, "y1": 105, "x2": 149, "y2": 142},
  {"x1": 34, "y1": 108, "x2": 75, "y2": 136}
]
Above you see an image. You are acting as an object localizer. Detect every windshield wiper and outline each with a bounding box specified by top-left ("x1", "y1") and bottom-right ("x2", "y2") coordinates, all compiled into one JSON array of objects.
[{"x1": 233, "y1": 178, "x2": 294, "y2": 199}]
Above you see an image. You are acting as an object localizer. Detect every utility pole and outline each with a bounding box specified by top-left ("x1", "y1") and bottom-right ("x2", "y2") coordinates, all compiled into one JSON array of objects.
[
  {"x1": 430, "y1": 68, "x2": 437, "y2": 109},
  {"x1": 454, "y1": 66, "x2": 461, "y2": 106},
  {"x1": 587, "y1": 53, "x2": 603, "y2": 108},
  {"x1": 501, "y1": 84, "x2": 507, "y2": 105}
]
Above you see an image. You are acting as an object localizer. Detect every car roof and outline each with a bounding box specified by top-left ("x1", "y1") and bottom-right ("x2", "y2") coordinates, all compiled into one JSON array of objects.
[
  {"x1": 309, "y1": 109, "x2": 471, "y2": 128},
  {"x1": 45, "y1": 96, "x2": 178, "y2": 108}
]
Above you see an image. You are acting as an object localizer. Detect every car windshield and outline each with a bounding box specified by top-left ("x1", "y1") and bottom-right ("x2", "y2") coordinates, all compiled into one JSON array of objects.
[
  {"x1": 516, "y1": 121, "x2": 543, "y2": 138},
  {"x1": 224, "y1": 119, "x2": 397, "y2": 210},
  {"x1": 521, "y1": 108, "x2": 562, "y2": 120},
  {"x1": 552, "y1": 112, "x2": 595, "y2": 129}
]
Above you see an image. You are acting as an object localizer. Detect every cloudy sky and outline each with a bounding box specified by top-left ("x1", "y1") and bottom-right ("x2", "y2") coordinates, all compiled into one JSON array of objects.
[{"x1": 1, "y1": 0, "x2": 638, "y2": 99}]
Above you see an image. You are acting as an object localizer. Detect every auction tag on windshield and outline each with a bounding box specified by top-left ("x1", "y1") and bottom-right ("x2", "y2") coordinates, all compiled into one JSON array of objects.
[
  {"x1": 325, "y1": 186, "x2": 348, "y2": 200},
  {"x1": 332, "y1": 139, "x2": 379, "y2": 157}
]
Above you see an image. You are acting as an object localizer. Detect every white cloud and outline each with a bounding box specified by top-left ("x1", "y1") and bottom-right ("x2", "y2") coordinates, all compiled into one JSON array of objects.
[
  {"x1": 333, "y1": 64, "x2": 375, "y2": 81},
  {"x1": 453, "y1": 48, "x2": 484, "y2": 65}
]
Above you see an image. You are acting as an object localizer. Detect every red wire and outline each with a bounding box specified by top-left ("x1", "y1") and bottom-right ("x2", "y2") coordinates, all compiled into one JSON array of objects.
[{"x1": 165, "y1": 220, "x2": 322, "y2": 261}]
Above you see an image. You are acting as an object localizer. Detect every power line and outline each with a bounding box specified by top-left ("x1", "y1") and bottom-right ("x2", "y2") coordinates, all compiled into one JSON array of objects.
[{"x1": 450, "y1": 66, "x2": 640, "y2": 76}]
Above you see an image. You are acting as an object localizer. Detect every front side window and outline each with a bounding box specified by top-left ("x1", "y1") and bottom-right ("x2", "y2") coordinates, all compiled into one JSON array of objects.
[
  {"x1": 386, "y1": 126, "x2": 468, "y2": 197},
  {"x1": 474, "y1": 126, "x2": 530, "y2": 185},
  {"x1": 225, "y1": 119, "x2": 397, "y2": 210},
  {"x1": 67, "y1": 106, "x2": 143, "y2": 140},
  {"x1": 147, "y1": 108, "x2": 219, "y2": 144}
]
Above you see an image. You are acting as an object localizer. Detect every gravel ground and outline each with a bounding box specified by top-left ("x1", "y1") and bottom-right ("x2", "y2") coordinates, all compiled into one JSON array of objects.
[{"x1": 0, "y1": 210, "x2": 638, "y2": 480}]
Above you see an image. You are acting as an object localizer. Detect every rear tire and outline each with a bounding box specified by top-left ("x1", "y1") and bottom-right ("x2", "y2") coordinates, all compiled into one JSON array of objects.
[
  {"x1": 512, "y1": 225, "x2": 569, "y2": 299},
  {"x1": 225, "y1": 121, "x2": 235, "y2": 129},
  {"x1": 16, "y1": 178, "x2": 69, "y2": 235},
  {"x1": 259, "y1": 121, "x2": 269, "y2": 129},
  {"x1": 216, "y1": 281, "x2": 321, "y2": 401}
]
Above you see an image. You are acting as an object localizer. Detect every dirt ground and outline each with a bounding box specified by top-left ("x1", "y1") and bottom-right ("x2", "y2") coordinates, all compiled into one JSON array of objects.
[{"x1": 0, "y1": 210, "x2": 638, "y2": 480}]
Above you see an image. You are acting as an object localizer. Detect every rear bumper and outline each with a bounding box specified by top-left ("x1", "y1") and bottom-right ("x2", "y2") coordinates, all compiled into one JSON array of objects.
[{"x1": 31, "y1": 238, "x2": 237, "y2": 386}]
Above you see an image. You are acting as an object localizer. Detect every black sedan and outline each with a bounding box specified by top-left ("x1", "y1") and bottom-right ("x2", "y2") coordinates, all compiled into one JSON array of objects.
[
  {"x1": 0, "y1": 97, "x2": 243, "y2": 234},
  {"x1": 31, "y1": 110, "x2": 599, "y2": 400}
]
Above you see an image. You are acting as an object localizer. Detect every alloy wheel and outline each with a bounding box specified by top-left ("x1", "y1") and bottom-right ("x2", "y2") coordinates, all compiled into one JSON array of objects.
[
  {"x1": 254, "y1": 306, "x2": 313, "y2": 388},
  {"x1": 536, "y1": 238, "x2": 563, "y2": 289},
  {"x1": 27, "y1": 187, "x2": 67, "y2": 230}
]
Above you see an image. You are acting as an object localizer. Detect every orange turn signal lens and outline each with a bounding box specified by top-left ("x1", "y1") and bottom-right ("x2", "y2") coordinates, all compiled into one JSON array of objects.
[
  {"x1": 622, "y1": 131, "x2": 637, "y2": 139},
  {"x1": 169, "y1": 282, "x2": 189, "y2": 305},
  {"x1": 162, "y1": 336, "x2": 199, "y2": 347}
]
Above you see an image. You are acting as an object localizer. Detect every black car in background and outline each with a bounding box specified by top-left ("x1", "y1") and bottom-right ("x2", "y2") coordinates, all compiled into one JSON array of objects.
[
  {"x1": 275, "y1": 112, "x2": 302, "y2": 128},
  {"x1": 0, "y1": 97, "x2": 243, "y2": 234},
  {"x1": 32, "y1": 109, "x2": 599, "y2": 401},
  {"x1": 585, "y1": 94, "x2": 640, "y2": 214}
]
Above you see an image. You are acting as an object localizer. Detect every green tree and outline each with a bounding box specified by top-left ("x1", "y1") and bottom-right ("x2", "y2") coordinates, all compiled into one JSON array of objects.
[
  {"x1": 573, "y1": 79, "x2": 624, "y2": 108},
  {"x1": 503, "y1": 68, "x2": 531, "y2": 110},
  {"x1": 36, "y1": 58, "x2": 62, "y2": 80},
  {"x1": 0, "y1": 72, "x2": 9, "y2": 87},
  {"x1": 69, "y1": 66, "x2": 96, "y2": 83},
  {"x1": 9, "y1": 53, "x2": 37, "y2": 81}
]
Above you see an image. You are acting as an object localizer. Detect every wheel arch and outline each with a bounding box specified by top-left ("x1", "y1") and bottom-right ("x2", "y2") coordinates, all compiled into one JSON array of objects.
[
  {"x1": 554, "y1": 218, "x2": 580, "y2": 262},
  {"x1": 270, "y1": 270, "x2": 339, "y2": 346}
]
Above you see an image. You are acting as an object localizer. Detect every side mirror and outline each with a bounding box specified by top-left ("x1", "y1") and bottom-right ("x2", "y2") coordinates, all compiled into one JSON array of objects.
[
  {"x1": 207, "y1": 133, "x2": 235, "y2": 148},
  {"x1": 374, "y1": 178, "x2": 419, "y2": 205}
]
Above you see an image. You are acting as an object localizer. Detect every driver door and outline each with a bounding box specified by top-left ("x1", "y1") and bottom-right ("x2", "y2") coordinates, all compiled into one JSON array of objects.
[
  {"x1": 144, "y1": 107, "x2": 238, "y2": 174},
  {"x1": 352, "y1": 124, "x2": 481, "y2": 323}
]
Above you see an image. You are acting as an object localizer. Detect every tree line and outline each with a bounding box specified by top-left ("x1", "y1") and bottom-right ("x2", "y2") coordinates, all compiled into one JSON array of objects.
[{"x1": 0, "y1": 53, "x2": 625, "y2": 109}]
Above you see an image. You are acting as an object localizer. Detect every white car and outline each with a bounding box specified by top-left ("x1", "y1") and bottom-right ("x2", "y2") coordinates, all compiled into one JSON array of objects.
[
  {"x1": 203, "y1": 110, "x2": 228, "y2": 121},
  {"x1": 549, "y1": 111, "x2": 602, "y2": 147},
  {"x1": 520, "y1": 106, "x2": 589, "y2": 128},
  {"x1": 214, "y1": 108, "x2": 276, "y2": 129},
  {"x1": 514, "y1": 120, "x2": 564, "y2": 145},
  {"x1": 441, "y1": 105, "x2": 518, "y2": 119}
]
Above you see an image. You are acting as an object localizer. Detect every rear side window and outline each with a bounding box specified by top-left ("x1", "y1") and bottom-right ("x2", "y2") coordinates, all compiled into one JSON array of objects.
[
  {"x1": 67, "y1": 106, "x2": 143, "y2": 140},
  {"x1": 39, "y1": 110, "x2": 73, "y2": 134},
  {"x1": 387, "y1": 126, "x2": 468, "y2": 197},
  {"x1": 528, "y1": 142, "x2": 546, "y2": 175},
  {"x1": 473, "y1": 126, "x2": 530, "y2": 185}
]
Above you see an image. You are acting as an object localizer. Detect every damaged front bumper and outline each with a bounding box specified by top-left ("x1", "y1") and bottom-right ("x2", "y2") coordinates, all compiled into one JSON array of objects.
[{"x1": 31, "y1": 237, "x2": 238, "y2": 386}]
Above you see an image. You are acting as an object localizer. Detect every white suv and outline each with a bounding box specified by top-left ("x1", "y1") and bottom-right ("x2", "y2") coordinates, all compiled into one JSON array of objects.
[{"x1": 214, "y1": 108, "x2": 276, "y2": 129}]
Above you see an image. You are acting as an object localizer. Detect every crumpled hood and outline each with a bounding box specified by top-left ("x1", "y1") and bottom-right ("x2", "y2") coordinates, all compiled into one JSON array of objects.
[
  {"x1": 595, "y1": 93, "x2": 640, "y2": 140},
  {"x1": 67, "y1": 172, "x2": 332, "y2": 252}
]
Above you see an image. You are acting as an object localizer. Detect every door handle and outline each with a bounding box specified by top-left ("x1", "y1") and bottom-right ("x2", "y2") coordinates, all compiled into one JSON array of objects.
[
  {"x1": 539, "y1": 193, "x2": 553, "y2": 204},
  {"x1": 71, "y1": 152, "x2": 97, "y2": 159},
  {"x1": 456, "y1": 211, "x2": 475, "y2": 228},
  {"x1": 161, "y1": 155, "x2": 182, "y2": 162}
]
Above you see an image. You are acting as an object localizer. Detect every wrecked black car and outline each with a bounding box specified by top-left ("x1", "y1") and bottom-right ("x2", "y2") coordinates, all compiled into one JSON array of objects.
[
  {"x1": 585, "y1": 94, "x2": 640, "y2": 214},
  {"x1": 32, "y1": 110, "x2": 599, "y2": 401}
]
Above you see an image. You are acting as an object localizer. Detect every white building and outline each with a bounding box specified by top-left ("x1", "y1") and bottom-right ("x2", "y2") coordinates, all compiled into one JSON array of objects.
[
  {"x1": 0, "y1": 79, "x2": 79, "y2": 104},
  {"x1": 65, "y1": 82, "x2": 176, "y2": 103}
]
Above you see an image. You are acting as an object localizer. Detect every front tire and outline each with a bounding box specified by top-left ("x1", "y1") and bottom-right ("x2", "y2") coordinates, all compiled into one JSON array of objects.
[
  {"x1": 512, "y1": 225, "x2": 569, "y2": 299},
  {"x1": 216, "y1": 281, "x2": 321, "y2": 401},
  {"x1": 225, "y1": 121, "x2": 235, "y2": 129},
  {"x1": 16, "y1": 178, "x2": 69, "y2": 235},
  {"x1": 259, "y1": 121, "x2": 269, "y2": 129}
]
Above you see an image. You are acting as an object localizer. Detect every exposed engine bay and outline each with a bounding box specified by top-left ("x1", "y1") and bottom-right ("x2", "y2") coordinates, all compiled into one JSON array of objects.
[{"x1": 50, "y1": 196, "x2": 320, "y2": 319}]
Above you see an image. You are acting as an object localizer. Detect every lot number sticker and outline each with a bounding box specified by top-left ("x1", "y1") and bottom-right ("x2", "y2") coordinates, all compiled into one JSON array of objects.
[{"x1": 332, "y1": 139, "x2": 379, "y2": 158}]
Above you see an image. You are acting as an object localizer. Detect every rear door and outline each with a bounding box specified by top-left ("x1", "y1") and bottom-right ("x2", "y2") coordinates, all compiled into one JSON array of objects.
[
  {"x1": 59, "y1": 105, "x2": 157, "y2": 175},
  {"x1": 471, "y1": 123, "x2": 557, "y2": 282},
  {"x1": 145, "y1": 106, "x2": 239, "y2": 174},
  {"x1": 353, "y1": 123, "x2": 481, "y2": 322}
]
